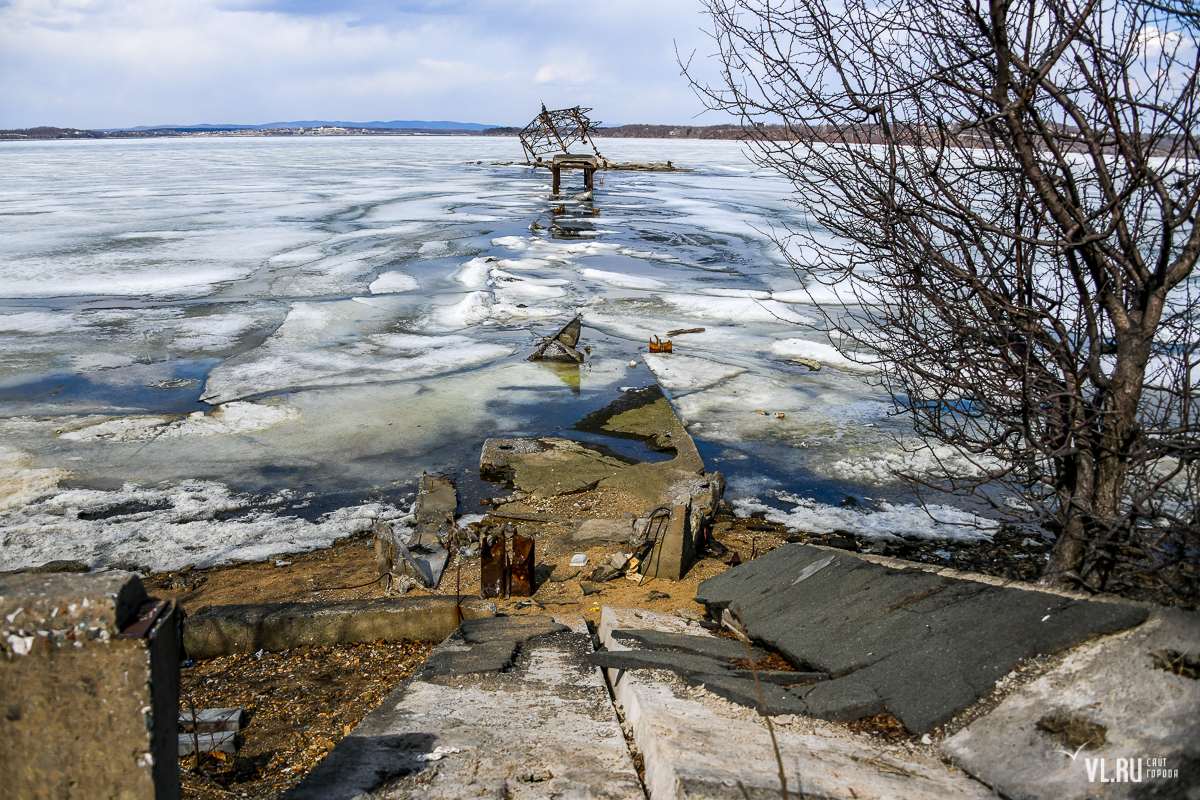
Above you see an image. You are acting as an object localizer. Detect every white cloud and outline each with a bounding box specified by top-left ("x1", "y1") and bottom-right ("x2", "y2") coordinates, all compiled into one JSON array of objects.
[{"x1": 0, "y1": 0, "x2": 730, "y2": 128}]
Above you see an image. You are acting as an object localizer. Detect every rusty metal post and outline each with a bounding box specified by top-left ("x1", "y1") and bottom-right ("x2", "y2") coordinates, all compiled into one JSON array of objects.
[
  {"x1": 552, "y1": 165, "x2": 561, "y2": 195},
  {"x1": 584, "y1": 166, "x2": 595, "y2": 192}
]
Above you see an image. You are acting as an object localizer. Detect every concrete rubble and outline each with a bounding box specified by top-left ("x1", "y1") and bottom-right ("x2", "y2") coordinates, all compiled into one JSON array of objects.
[
  {"x1": 598, "y1": 606, "x2": 995, "y2": 800},
  {"x1": 286, "y1": 615, "x2": 643, "y2": 800},
  {"x1": 479, "y1": 384, "x2": 723, "y2": 588},
  {"x1": 694, "y1": 543, "x2": 1150, "y2": 733}
]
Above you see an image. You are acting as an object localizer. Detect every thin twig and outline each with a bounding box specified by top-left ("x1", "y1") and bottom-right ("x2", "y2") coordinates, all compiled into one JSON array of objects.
[{"x1": 731, "y1": 603, "x2": 792, "y2": 800}]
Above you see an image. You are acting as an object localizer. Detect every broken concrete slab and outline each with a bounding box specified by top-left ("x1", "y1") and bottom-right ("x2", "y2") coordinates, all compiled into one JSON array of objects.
[
  {"x1": 287, "y1": 615, "x2": 643, "y2": 800},
  {"x1": 695, "y1": 544, "x2": 1150, "y2": 733},
  {"x1": 573, "y1": 384, "x2": 702, "y2": 470},
  {"x1": 682, "y1": 672, "x2": 811, "y2": 717},
  {"x1": 941, "y1": 606, "x2": 1200, "y2": 799},
  {"x1": 794, "y1": 674, "x2": 886, "y2": 722},
  {"x1": 414, "y1": 474, "x2": 457, "y2": 524},
  {"x1": 416, "y1": 615, "x2": 569, "y2": 679},
  {"x1": 610, "y1": 628, "x2": 767, "y2": 662},
  {"x1": 0, "y1": 571, "x2": 179, "y2": 800},
  {"x1": 480, "y1": 386, "x2": 710, "y2": 508},
  {"x1": 183, "y1": 595, "x2": 495, "y2": 659},
  {"x1": 599, "y1": 606, "x2": 994, "y2": 800},
  {"x1": 528, "y1": 315, "x2": 586, "y2": 363},
  {"x1": 178, "y1": 707, "x2": 245, "y2": 758},
  {"x1": 458, "y1": 614, "x2": 568, "y2": 645},
  {"x1": 374, "y1": 521, "x2": 442, "y2": 590},
  {"x1": 589, "y1": 647, "x2": 743, "y2": 678},
  {"x1": 639, "y1": 501, "x2": 693, "y2": 580}
]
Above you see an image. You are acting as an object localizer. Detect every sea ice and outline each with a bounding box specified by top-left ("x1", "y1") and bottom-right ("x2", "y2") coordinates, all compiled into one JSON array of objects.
[
  {"x1": 369, "y1": 271, "x2": 420, "y2": 294},
  {"x1": 769, "y1": 338, "x2": 876, "y2": 371},
  {"x1": 642, "y1": 354, "x2": 747, "y2": 393}
]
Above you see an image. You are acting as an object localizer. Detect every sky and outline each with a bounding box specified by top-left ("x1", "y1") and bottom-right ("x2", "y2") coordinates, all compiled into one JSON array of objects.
[{"x1": 0, "y1": 0, "x2": 732, "y2": 129}]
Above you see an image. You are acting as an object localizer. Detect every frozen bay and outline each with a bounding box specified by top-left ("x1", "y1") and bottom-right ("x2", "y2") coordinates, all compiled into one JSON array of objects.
[{"x1": 0, "y1": 136, "x2": 996, "y2": 572}]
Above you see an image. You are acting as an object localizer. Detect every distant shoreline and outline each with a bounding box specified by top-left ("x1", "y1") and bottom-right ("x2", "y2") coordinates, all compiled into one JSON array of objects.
[{"x1": 0, "y1": 123, "x2": 780, "y2": 142}]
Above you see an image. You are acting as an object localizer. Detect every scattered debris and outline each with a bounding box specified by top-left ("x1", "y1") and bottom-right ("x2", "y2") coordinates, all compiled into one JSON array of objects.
[
  {"x1": 792, "y1": 357, "x2": 821, "y2": 371},
  {"x1": 648, "y1": 336, "x2": 672, "y2": 353},
  {"x1": 1150, "y1": 648, "x2": 1199, "y2": 679},
  {"x1": 774, "y1": 412, "x2": 786, "y2": 419},
  {"x1": 416, "y1": 746, "x2": 462, "y2": 762},
  {"x1": 529, "y1": 316, "x2": 586, "y2": 363},
  {"x1": 667, "y1": 328, "x2": 705, "y2": 336},
  {"x1": 179, "y1": 707, "x2": 246, "y2": 756},
  {"x1": 570, "y1": 553, "x2": 590, "y2": 568}
]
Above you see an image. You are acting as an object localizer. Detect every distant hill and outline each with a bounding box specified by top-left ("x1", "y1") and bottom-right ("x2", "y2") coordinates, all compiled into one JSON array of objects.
[{"x1": 112, "y1": 120, "x2": 500, "y2": 132}]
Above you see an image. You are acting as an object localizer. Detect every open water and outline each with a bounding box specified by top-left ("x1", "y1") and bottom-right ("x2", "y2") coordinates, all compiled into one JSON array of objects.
[{"x1": 0, "y1": 136, "x2": 997, "y2": 572}]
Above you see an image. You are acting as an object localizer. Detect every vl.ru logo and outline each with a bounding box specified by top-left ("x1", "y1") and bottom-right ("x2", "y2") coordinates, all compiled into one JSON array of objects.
[{"x1": 1082, "y1": 757, "x2": 1178, "y2": 783}]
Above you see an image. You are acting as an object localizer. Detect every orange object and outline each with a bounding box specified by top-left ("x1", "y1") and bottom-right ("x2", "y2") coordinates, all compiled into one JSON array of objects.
[{"x1": 649, "y1": 336, "x2": 672, "y2": 353}]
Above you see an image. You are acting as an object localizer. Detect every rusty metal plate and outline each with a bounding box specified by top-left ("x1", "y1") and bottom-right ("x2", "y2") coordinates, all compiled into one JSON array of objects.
[
  {"x1": 481, "y1": 534, "x2": 508, "y2": 599},
  {"x1": 510, "y1": 533, "x2": 535, "y2": 597}
]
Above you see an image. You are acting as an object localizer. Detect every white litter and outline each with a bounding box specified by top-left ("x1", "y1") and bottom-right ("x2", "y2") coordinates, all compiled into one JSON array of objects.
[
  {"x1": 416, "y1": 746, "x2": 462, "y2": 762},
  {"x1": 569, "y1": 553, "x2": 589, "y2": 568}
]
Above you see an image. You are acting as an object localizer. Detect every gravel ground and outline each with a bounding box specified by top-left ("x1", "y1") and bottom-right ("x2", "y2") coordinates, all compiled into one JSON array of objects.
[{"x1": 178, "y1": 640, "x2": 434, "y2": 800}]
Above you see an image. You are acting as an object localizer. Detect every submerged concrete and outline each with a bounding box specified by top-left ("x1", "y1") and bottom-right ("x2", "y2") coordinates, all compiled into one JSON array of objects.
[
  {"x1": 182, "y1": 595, "x2": 495, "y2": 659},
  {"x1": 695, "y1": 544, "x2": 1149, "y2": 733},
  {"x1": 287, "y1": 615, "x2": 643, "y2": 800},
  {"x1": 480, "y1": 385, "x2": 707, "y2": 508}
]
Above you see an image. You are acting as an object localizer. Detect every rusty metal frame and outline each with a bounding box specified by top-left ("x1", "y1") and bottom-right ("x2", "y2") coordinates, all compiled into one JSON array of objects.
[{"x1": 519, "y1": 105, "x2": 603, "y2": 161}]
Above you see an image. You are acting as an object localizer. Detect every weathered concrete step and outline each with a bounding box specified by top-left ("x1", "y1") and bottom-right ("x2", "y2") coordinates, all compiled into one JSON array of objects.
[
  {"x1": 600, "y1": 606, "x2": 994, "y2": 800},
  {"x1": 287, "y1": 615, "x2": 645, "y2": 800},
  {"x1": 182, "y1": 596, "x2": 495, "y2": 659},
  {"x1": 696, "y1": 544, "x2": 1149, "y2": 733}
]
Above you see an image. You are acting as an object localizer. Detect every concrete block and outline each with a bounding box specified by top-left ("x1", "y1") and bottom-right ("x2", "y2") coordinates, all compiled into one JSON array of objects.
[
  {"x1": 0, "y1": 571, "x2": 179, "y2": 800},
  {"x1": 640, "y1": 500, "x2": 693, "y2": 580},
  {"x1": 182, "y1": 596, "x2": 495, "y2": 659}
]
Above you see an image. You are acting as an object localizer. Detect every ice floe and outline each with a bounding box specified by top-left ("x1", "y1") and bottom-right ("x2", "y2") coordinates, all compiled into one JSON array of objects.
[
  {"x1": 733, "y1": 494, "x2": 998, "y2": 543},
  {"x1": 642, "y1": 354, "x2": 747, "y2": 393},
  {"x1": 369, "y1": 271, "x2": 420, "y2": 294}
]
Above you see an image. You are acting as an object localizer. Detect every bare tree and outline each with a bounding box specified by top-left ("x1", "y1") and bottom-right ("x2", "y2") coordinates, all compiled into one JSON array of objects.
[{"x1": 687, "y1": 0, "x2": 1200, "y2": 599}]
